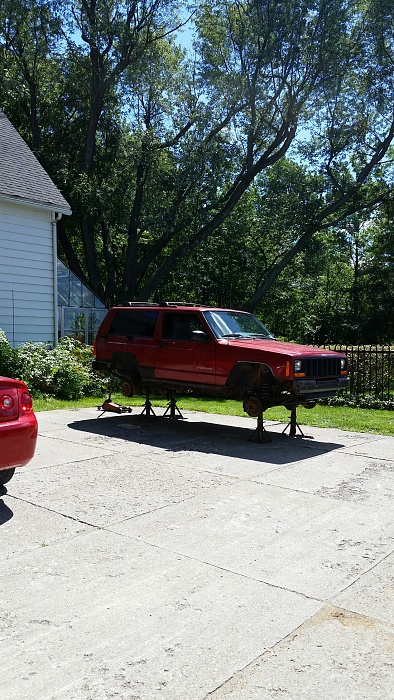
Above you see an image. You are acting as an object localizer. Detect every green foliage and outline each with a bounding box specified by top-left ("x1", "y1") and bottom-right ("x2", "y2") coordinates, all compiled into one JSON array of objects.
[
  {"x1": 0, "y1": 331, "x2": 108, "y2": 399},
  {"x1": 0, "y1": 0, "x2": 393, "y2": 312},
  {"x1": 0, "y1": 329, "x2": 19, "y2": 377},
  {"x1": 322, "y1": 395, "x2": 394, "y2": 411},
  {"x1": 1, "y1": 0, "x2": 394, "y2": 333}
]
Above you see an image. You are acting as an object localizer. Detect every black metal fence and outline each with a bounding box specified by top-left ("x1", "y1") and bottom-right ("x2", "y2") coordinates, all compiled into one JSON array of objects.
[{"x1": 323, "y1": 345, "x2": 394, "y2": 401}]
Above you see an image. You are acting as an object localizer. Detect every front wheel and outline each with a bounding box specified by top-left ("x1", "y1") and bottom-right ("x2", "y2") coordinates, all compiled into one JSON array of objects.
[
  {"x1": 0, "y1": 468, "x2": 15, "y2": 485},
  {"x1": 243, "y1": 396, "x2": 263, "y2": 417}
]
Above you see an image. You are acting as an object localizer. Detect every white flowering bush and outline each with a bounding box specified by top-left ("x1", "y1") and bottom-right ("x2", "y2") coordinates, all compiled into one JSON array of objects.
[
  {"x1": 0, "y1": 330, "x2": 109, "y2": 399},
  {"x1": 0, "y1": 328, "x2": 18, "y2": 377}
]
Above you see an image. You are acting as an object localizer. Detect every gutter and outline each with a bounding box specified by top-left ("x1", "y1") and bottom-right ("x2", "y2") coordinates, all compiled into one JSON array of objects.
[
  {"x1": 51, "y1": 212, "x2": 62, "y2": 346},
  {"x1": 0, "y1": 193, "x2": 71, "y2": 217}
]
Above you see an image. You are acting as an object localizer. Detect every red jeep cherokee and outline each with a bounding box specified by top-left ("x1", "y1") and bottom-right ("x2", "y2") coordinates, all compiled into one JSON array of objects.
[{"x1": 93, "y1": 303, "x2": 349, "y2": 416}]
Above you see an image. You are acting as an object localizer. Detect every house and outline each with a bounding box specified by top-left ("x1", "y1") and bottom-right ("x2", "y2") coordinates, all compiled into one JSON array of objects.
[{"x1": 0, "y1": 108, "x2": 72, "y2": 346}]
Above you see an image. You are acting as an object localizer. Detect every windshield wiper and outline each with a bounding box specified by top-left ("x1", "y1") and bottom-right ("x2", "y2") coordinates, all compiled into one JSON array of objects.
[
  {"x1": 249, "y1": 334, "x2": 276, "y2": 339},
  {"x1": 220, "y1": 333, "x2": 243, "y2": 338}
]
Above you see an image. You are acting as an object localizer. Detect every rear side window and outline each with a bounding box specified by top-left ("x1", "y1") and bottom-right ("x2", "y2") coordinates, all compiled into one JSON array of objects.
[{"x1": 109, "y1": 310, "x2": 158, "y2": 338}]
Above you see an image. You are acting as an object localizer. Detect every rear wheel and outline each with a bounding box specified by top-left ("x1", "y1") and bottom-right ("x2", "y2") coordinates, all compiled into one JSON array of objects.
[
  {"x1": 0, "y1": 468, "x2": 15, "y2": 485},
  {"x1": 301, "y1": 401, "x2": 317, "y2": 409},
  {"x1": 121, "y1": 380, "x2": 135, "y2": 397}
]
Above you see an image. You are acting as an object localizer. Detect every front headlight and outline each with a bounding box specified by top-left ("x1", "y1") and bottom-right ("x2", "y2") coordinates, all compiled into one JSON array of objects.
[
  {"x1": 294, "y1": 360, "x2": 303, "y2": 373},
  {"x1": 341, "y1": 359, "x2": 347, "y2": 370}
]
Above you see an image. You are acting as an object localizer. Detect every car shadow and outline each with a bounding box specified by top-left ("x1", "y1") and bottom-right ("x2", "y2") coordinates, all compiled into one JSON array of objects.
[
  {"x1": 68, "y1": 413, "x2": 345, "y2": 466},
  {"x1": 0, "y1": 487, "x2": 14, "y2": 524}
]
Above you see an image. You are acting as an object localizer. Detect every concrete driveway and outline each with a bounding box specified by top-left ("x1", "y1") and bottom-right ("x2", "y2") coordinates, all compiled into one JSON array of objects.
[{"x1": 1, "y1": 407, "x2": 394, "y2": 700}]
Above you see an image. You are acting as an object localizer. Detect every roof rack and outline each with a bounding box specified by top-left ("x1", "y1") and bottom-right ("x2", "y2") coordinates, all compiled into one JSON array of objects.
[{"x1": 120, "y1": 301, "x2": 199, "y2": 307}]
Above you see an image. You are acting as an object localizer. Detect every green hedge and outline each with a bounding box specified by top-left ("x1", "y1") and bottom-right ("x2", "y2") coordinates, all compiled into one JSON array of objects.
[
  {"x1": 0, "y1": 330, "x2": 109, "y2": 400},
  {"x1": 321, "y1": 394, "x2": 394, "y2": 410}
]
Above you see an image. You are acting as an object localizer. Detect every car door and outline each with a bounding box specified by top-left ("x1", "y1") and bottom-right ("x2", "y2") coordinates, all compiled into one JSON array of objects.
[{"x1": 155, "y1": 311, "x2": 216, "y2": 384}]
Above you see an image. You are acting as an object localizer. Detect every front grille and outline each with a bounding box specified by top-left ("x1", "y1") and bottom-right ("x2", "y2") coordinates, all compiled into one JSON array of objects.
[{"x1": 303, "y1": 357, "x2": 342, "y2": 378}]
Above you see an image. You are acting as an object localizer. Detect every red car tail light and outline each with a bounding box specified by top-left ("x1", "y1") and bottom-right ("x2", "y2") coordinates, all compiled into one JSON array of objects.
[
  {"x1": 0, "y1": 394, "x2": 14, "y2": 411},
  {"x1": 19, "y1": 391, "x2": 33, "y2": 413}
]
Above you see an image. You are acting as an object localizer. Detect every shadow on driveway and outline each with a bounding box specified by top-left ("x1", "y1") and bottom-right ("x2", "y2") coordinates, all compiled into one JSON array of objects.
[{"x1": 68, "y1": 413, "x2": 344, "y2": 466}]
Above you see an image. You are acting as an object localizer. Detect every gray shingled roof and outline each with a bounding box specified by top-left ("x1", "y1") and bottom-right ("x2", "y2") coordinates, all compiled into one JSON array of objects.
[{"x1": 0, "y1": 109, "x2": 71, "y2": 214}]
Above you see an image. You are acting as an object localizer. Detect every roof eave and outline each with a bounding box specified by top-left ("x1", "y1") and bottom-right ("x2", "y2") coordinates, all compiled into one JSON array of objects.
[{"x1": 0, "y1": 193, "x2": 72, "y2": 216}]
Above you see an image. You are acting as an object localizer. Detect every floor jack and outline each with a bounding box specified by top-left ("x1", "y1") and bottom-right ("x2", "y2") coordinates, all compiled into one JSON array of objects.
[
  {"x1": 97, "y1": 377, "x2": 133, "y2": 415},
  {"x1": 97, "y1": 398, "x2": 133, "y2": 415}
]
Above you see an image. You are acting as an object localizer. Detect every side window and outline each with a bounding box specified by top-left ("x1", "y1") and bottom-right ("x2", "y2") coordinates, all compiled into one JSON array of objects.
[
  {"x1": 162, "y1": 313, "x2": 207, "y2": 340},
  {"x1": 109, "y1": 310, "x2": 158, "y2": 338}
]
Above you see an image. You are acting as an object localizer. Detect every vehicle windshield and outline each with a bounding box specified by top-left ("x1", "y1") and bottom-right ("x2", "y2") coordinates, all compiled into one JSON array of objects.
[{"x1": 203, "y1": 310, "x2": 275, "y2": 339}]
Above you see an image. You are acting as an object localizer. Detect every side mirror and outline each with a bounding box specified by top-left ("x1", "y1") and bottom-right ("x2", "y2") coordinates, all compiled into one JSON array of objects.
[{"x1": 191, "y1": 330, "x2": 208, "y2": 342}]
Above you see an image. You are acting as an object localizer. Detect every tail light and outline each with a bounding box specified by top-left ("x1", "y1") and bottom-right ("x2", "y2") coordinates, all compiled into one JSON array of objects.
[
  {"x1": 0, "y1": 394, "x2": 14, "y2": 411},
  {"x1": 20, "y1": 391, "x2": 33, "y2": 414},
  {"x1": 93, "y1": 339, "x2": 97, "y2": 357}
]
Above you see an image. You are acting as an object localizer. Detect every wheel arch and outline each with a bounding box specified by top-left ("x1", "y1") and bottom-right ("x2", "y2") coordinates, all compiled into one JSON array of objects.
[{"x1": 226, "y1": 361, "x2": 275, "y2": 400}]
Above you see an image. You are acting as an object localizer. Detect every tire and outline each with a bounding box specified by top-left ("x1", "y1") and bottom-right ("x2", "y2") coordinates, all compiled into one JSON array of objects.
[{"x1": 0, "y1": 468, "x2": 15, "y2": 485}]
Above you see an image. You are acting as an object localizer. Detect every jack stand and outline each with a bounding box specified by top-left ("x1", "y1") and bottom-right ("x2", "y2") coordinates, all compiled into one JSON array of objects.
[
  {"x1": 249, "y1": 413, "x2": 271, "y2": 443},
  {"x1": 140, "y1": 389, "x2": 156, "y2": 417},
  {"x1": 282, "y1": 407, "x2": 304, "y2": 437},
  {"x1": 163, "y1": 391, "x2": 184, "y2": 419}
]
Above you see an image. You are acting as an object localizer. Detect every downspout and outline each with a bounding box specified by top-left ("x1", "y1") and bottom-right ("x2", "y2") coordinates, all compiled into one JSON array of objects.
[{"x1": 51, "y1": 212, "x2": 62, "y2": 346}]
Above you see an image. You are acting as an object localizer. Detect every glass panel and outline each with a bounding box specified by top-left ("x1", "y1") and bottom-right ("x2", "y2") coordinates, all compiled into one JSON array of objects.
[
  {"x1": 82, "y1": 287, "x2": 94, "y2": 307},
  {"x1": 57, "y1": 282, "x2": 69, "y2": 306},
  {"x1": 87, "y1": 309, "x2": 107, "y2": 344},
  {"x1": 94, "y1": 297, "x2": 106, "y2": 309},
  {"x1": 57, "y1": 258, "x2": 107, "y2": 313},
  {"x1": 70, "y1": 278, "x2": 82, "y2": 306},
  {"x1": 63, "y1": 309, "x2": 85, "y2": 343}
]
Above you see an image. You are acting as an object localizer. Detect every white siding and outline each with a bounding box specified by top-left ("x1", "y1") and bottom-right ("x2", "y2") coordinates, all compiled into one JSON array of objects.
[{"x1": 0, "y1": 201, "x2": 55, "y2": 346}]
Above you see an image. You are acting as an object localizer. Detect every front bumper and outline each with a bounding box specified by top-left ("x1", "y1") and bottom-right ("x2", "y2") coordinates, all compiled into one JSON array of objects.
[{"x1": 293, "y1": 377, "x2": 349, "y2": 398}]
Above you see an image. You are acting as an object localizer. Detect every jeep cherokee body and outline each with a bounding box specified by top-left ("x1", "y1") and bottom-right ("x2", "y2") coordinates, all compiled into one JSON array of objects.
[{"x1": 93, "y1": 303, "x2": 349, "y2": 415}]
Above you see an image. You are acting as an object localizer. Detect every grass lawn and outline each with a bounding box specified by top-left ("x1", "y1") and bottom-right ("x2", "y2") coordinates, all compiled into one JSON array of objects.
[{"x1": 33, "y1": 393, "x2": 394, "y2": 437}]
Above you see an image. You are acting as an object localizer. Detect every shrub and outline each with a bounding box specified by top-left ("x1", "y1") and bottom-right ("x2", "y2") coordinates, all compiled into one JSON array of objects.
[
  {"x1": 322, "y1": 394, "x2": 394, "y2": 410},
  {"x1": 0, "y1": 329, "x2": 18, "y2": 377},
  {"x1": 0, "y1": 330, "x2": 109, "y2": 400}
]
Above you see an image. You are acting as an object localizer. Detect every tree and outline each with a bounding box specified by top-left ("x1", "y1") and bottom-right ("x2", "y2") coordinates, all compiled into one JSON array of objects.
[
  {"x1": 350, "y1": 203, "x2": 394, "y2": 343},
  {"x1": 1, "y1": 0, "x2": 394, "y2": 314}
]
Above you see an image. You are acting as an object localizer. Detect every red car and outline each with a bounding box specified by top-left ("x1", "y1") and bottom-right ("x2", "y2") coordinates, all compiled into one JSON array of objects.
[{"x1": 0, "y1": 376, "x2": 38, "y2": 486}]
